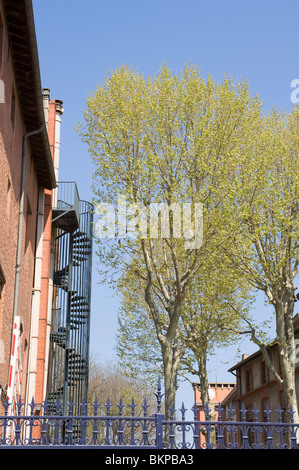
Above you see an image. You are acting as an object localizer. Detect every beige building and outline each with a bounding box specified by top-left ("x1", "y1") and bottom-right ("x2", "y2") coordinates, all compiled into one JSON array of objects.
[{"x1": 224, "y1": 314, "x2": 299, "y2": 422}]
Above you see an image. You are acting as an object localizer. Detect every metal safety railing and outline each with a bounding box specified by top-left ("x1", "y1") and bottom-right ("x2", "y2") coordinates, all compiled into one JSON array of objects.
[
  {"x1": 52, "y1": 181, "x2": 80, "y2": 213},
  {"x1": 0, "y1": 380, "x2": 299, "y2": 449},
  {"x1": 52, "y1": 182, "x2": 80, "y2": 231}
]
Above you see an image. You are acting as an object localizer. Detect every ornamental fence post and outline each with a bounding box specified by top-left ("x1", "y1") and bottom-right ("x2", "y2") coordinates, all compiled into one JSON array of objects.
[
  {"x1": 155, "y1": 411, "x2": 164, "y2": 449},
  {"x1": 155, "y1": 378, "x2": 165, "y2": 449}
]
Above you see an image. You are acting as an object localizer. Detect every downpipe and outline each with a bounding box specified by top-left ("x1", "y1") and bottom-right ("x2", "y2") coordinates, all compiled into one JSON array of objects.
[
  {"x1": 12, "y1": 124, "x2": 45, "y2": 320},
  {"x1": 8, "y1": 125, "x2": 45, "y2": 411}
]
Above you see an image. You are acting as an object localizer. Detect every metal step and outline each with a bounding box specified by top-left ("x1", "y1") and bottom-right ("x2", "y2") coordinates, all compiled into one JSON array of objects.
[{"x1": 50, "y1": 330, "x2": 66, "y2": 347}]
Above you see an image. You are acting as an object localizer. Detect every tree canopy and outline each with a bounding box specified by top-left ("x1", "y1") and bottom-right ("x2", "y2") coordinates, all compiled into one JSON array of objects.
[{"x1": 77, "y1": 63, "x2": 299, "y2": 418}]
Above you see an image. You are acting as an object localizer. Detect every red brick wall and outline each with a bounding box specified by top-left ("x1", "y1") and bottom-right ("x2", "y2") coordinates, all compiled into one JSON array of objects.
[
  {"x1": 0, "y1": 5, "x2": 39, "y2": 407},
  {"x1": 194, "y1": 383, "x2": 236, "y2": 420}
]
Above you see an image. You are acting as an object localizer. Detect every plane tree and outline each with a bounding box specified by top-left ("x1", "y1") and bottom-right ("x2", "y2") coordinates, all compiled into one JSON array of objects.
[
  {"x1": 180, "y1": 256, "x2": 253, "y2": 411},
  {"x1": 214, "y1": 106, "x2": 299, "y2": 421},
  {"x1": 116, "y1": 253, "x2": 253, "y2": 414},
  {"x1": 77, "y1": 63, "x2": 265, "y2": 416}
]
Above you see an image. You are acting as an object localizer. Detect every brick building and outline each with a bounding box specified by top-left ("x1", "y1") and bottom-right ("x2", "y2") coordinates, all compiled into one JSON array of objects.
[
  {"x1": 193, "y1": 382, "x2": 236, "y2": 420},
  {"x1": 25, "y1": 90, "x2": 64, "y2": 411},
  {"x1": 193, "y1": 314, "x2": 299, "y2": 428},
  {"x1": 0, "y1": 0, "x2": 93, "y2": 418},
  {"x1": 0, "y1": 0, "x2": 56, "y2": 411},
  {"x1": 193, "y1": 382, "x2": 235, "y2": 447},
  {"x1": 223, "y1": 314, "x2": 299, "y2": 421}
]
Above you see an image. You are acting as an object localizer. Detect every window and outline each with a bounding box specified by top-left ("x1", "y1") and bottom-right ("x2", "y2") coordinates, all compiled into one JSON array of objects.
[
  {"x1": 11, "y1": 86, "x2": 15, "y2": 128},
  {"x1": 261, "y1": 361, "x2": 269, "y2": 384},
  {"x1": 6, "y1": 178, "x2": 11, "y2": 218},
  {"x1": 245, "y1": 369, "x2": 253, "y2": 392},
  {"x1": 25, "y1": 197, "x2": 32, "y2": 251},
  {"x1": 0, "y1": 264, "x2": 5, "y2": 298},
  {"x1": 0, "y1": 78, "x2": 4, "y2": 103},
  {"x1": 0, "y1": 13, "x2": 3, "y2": 74},
  {"x1": 0, "y1": 13, "x2": 4, "y2": 103}
]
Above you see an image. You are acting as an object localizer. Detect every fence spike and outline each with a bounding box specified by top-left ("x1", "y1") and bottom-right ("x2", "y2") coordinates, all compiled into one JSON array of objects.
[
  {"x1": 93, "y1": 396, "x2": 99, "y2": 415},
  {"x1": 105, "y1": 397, "x2": 112, "y2": 415},
  {"x1": 277, "y1": 403, "x2": 283, "y2": 422},
  {"x1": 228, "y1": 402, "x2": 235, "y2": 421},
  {"x1": 142, "y1": 398, "x2": 149, "y2": 417},
  {"x1": 55, "y1": 396, "x2": 62, "y2": 414},
  {"x1": 253, "y1": 403, "x2": 259, "y2": 421},
  {"x1": 191, "y1": 403, "x2": 198, "y2": 420},
  {"x1": 29, "y1": 397, "x2": 35, "y2": 415},
  {"x1": 216, "y1": 402, "x2": 223, "y2": 421},
  {"x1": 240, "y1": 402, "x2": 247, "y2": 421},
  {"x1": 4, "y1": 396, "x2": 10, "y2": 414},
  {"x1": 17, "y1": 395, "x2": 23, "y2": 415},
  {"x1": 130, "y1": 397, "x2": 136, "y2": 416},
  {"x1": 81, "y1": 397, "x2": 87, "y2": 415},
  {"x1": 264, "y1": 403, "x2": 271, "y2": 422},
  {"x1": 288, "y1": 405, "x2": 295, "y2": 423},
  {"x1": 204, "y1": 402, "x2": 211, "y2": 421},
  {"x1": 117, "y1": 397, "x2": 125, "y2": 416},
  {"x1": 42, "y1": 397, "x2": 49, "y2": 415},
  {"x1": 154, "y1": 377, "x2": 164, "y2": 413},
  {"x1": 68, "y1": 397, "x2": 74, "y2": 415},
  {"x1": 180, "y1": 402, "x2": 186, "y2": 420},
  {"x1": 170, "y1": 403, "x2": 176, "y2": 420}
]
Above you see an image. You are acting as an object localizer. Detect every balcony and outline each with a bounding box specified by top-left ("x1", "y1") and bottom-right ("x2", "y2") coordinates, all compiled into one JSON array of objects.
[{"x1": 52, "y1": 182, "x2": 80, "y2": 232}]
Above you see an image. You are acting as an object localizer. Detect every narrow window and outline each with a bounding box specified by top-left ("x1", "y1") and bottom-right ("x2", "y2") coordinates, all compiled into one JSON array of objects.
[
  {"x1": 0, "y1": 264, "x2": 5, "y2": 298},
  {"x1": 6, "y1": 178, "x2": 11, "y2": 218},
  {"x1": 25, "y1": 197, "x2": 32, "y2": 252},
  {"x1": 11, "y1": 86, "x2": 15, "y2": 128},
  {"x1": 0, "y1": 13, "x2": 3, "y2": 74},
  {"x1": 245, "y1": 369, "x2": 253, "y2": 392},
  {"x1": 261, "y1": 361, "x2": 270, "y2": 384},
  {"x1": 0, "y1": 13, "x2": 4, "y2": 103}
]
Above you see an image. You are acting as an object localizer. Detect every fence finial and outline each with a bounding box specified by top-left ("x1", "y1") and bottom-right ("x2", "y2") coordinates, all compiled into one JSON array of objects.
[{"x1": 154, "y1": 377, "x2": 164, "y2": 413}]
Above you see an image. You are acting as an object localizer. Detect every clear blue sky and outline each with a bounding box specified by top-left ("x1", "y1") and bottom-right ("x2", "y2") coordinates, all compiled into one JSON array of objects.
[{"x1": 32, "y1": 0, "x2": 299, "y2": 406}]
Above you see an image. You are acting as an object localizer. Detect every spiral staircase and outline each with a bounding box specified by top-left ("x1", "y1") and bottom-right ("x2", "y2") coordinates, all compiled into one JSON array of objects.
[{"x1": 46, "y1": 183, "x2": 93, "y2": 415}]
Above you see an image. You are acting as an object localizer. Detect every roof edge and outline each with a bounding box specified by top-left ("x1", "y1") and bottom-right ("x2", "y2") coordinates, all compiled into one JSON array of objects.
[{"x1": 3, "y1": 0, "x2": 56, "y2": 189}]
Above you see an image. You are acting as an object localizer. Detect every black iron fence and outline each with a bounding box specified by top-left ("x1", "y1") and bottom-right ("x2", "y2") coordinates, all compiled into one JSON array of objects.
[{"x1": 1, "y1": 380, "x2": 298, "y2": 449}]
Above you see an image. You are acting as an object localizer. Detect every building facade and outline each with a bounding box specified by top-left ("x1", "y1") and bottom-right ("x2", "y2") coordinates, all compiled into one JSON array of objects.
[
  {"x1": 25, "y1": 90, "x2": 65, "y2": 412},
  {"x1": 0, "y1": 0, "x2": 56, "y2": 412},
  {"x1": 224, "y1": 314, "x2": 299, "y2": 421},
  {"x1": 0, "y1": 0, "x2": 93, "y2": 419},
  {"x1": 193, "y1": 382, "x2": 236, "y2": 420}
]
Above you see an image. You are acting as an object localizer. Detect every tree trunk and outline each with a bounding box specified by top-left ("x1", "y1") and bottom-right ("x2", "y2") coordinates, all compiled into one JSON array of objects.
[
  {"x1": 197, "y1": 353, "x2": 216, "y2": 447},
  {"x1": 163, "y1": 350, "x2": 177, "y2": 420},
  {"x1": 274, "y1": 292, "x2": 299, "y2": 423},
  {"x1": 159, "y1": 329, "x2": 184, "y2": 420},
  {"x1": 197, "y1": 353, "x2": 210, "y2": 410}
]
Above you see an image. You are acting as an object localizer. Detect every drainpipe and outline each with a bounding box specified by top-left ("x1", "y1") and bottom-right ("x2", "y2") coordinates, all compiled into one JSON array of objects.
[
  {"x1": 10, "y1": 125, "x2": 44, "y2": 410},
  {"x1": 12, "y1": 124, "x2": 45, "y2": 322},
  {"x1": 26, "y1": 187, "x2": 44, "y2": 410}
]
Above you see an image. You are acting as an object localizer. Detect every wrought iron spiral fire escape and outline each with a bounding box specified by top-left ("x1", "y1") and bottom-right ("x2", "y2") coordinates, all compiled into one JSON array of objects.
[{"x1": 47, "y1": 182, "x2": 93, "y2": 415}]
